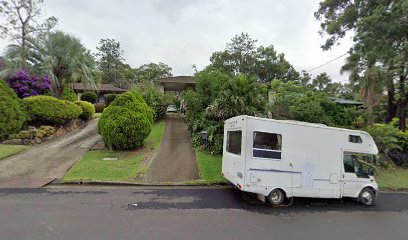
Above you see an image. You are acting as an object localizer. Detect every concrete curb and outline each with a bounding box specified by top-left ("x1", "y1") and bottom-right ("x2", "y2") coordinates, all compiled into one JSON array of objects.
[{"x1": 50, "y1": 180, "x2": 230, "y2": 188}]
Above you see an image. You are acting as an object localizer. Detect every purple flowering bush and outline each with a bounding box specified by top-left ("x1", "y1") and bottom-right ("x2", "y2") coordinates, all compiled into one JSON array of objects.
[{"x1": 7, "y1": 70, "x2": 52, "y2": 98}]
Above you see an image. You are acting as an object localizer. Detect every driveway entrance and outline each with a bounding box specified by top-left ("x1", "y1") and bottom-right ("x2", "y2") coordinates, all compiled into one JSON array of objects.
[{"x1": 147, "y1": 115, "x2": 199, "y2": 183}]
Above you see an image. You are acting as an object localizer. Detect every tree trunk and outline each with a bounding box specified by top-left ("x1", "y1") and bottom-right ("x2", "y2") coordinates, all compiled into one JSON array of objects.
[
  {"x1": 397, "y1": 70, "x2": 407, "y2": 131},
  {"x1": 385, "y1": 77, "x2": 397, "y2": 123}
]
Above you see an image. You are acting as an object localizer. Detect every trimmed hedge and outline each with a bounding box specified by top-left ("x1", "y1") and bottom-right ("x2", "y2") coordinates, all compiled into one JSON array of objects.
[
  {"x1": 75, "y1": 101, "x2": 95, "y2": 119},
  {"x1": 23, "y1": 95, "x2": 82, "y2": 125},
  {"x1": 105, "y1": 94, "x2": 118, "y2": 106},
  {"x1": 80, "y1": 91, "x2": 97, "y2": 103},
  {"x1": 98, "y1": 92, "x2": 153, "y2": 150},
  {"x1": 62, "y1": 87, "x2": 77, "y2": 102},
  {"x1": 0, "y1": 79, "x2": 26, "y2": 140}
]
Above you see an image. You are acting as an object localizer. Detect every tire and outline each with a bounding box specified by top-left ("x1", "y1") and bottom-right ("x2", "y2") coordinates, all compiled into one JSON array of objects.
[
  {"x1": 268, "y1": 189, "x2": 285, "y2": 206},
  {"x1": 359, "y1": 188, "x2": 375, "y2": 206}
]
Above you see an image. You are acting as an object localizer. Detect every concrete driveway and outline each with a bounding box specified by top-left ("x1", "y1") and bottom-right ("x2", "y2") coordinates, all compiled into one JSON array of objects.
[
  {"x1": 147, "y1": 115, "x2": 199, "y2": 183},
  {"x1": 0, "y1": 118, "x2": 100, "y2": 183}
]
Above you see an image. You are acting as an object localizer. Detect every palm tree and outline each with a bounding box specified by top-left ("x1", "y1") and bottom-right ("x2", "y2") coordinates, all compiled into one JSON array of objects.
[{"x1": 38, "y1": 31, "x2": 98, "y2": 98}]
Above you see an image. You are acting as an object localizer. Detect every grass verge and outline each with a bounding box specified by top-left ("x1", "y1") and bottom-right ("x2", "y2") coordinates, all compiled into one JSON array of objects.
[
  {"x1": 63, "y1": 121, "x2": 165, "y2": 182},
  {"x1": 376, "y1": 168, "x2": 408, "y2": 190},
  {"x1": 0, "y1": 144, "x2": 30, "y2": 160},
  {"x1": 188, "y1": 150, "x2": 227, "y2": 185}
]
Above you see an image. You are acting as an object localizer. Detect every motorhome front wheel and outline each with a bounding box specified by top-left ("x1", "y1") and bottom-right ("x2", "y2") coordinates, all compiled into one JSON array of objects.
[
  {"x1": 359, "y1": 188, "x2": 375, "y2": 206},
  {"x1": 267, "y1": 189, "x2": 285, "y2": 206}
]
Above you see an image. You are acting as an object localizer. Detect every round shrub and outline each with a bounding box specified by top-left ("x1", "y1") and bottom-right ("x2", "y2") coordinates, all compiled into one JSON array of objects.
[
  {"x1": 0, "y1": 79, "x2": 26, "y2": 140},
  {"x1": 94, "y1": 102, "x2": 106, "y2": 113},
  {"x1": 80, "y1": 91, "x2": 98, "y2": 103},
  {"x1": 23, "y1": 95, "x2": 82, "y2": 125},
  {"x1": 105, "y1": 94, "x2": 118, "y2": 106},
  {"x1": 75, "y1": 101, "x2": 95, "y2": 120},
  {"x1": 98, "y1": 92, "x2": 153, "y2": 150}
]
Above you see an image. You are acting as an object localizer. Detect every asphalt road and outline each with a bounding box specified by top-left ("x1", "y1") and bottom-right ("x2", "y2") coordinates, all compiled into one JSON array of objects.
[{"x1": 0, "y1": 186, "x2": 407, "y2": 240}]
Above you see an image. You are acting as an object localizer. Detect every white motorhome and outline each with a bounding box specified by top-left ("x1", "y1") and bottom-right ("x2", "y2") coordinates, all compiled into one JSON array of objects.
[{"x1": 222, "y1": 115, "x2": 379, "y2": 206}]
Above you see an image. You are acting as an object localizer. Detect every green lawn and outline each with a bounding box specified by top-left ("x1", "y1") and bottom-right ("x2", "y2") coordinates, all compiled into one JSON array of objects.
[
  {"x1": 192, "y1": 150, "x2": 227, "y2": 184},
  {"x1": 376, "y1": 168, "x2": 408, "y2": 190},
  {"x1": 0, "y1": 144, "x2": 30, "y2": 160},
  {"x1": 64, "y1": 121, "x2": 165, "y2": 182}
]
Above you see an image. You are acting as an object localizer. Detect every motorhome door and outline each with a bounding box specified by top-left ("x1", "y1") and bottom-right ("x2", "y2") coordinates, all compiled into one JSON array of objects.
[
  {"x1": 341, "y1": 151, "x2": 372, "y2": 197},
  {"x1": 224, "y1": 130, "x2": 245, "y2": 184}
]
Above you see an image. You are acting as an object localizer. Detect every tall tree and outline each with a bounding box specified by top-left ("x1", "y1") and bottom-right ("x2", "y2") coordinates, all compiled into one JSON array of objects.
[
  {"x1": 312, "y1": 72, "x2": 331, "y2": 91},
  {"x1": 0, "y1": 0, "x2": 57, "y2": 68},
  {"x1": 315, "y1": 0, "x2": 408, "y2": 130},
  {"x1": 210, "y1": 33, "x2": 299, "y2": 83},
  {"x1": 95, "y1": 38, "x2": 124, "y2": 84},
  {"x1": 133, "y1": 62, "x2": 172, "y2": 82},
  {"x1": 40, "y1": 31, "x2": 98, "y2": 98}
]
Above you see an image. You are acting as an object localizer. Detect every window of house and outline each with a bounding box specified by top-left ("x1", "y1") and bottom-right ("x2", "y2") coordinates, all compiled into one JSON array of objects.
[
  {"x1": 253, "y1": 131, "x2": 282, "y2": 159},
  {"x1": 227, "y1": 131, "x2": 242, "y2": 155},
  {"x1": 349, "y1": 135, "x2": 362, "y2": 143}
]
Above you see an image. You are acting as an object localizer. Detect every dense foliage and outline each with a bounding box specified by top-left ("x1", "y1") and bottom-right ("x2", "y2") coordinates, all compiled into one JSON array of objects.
[
  {"x1": 105, "y1": 94, "x2": 118, "y2": 106},
  {"x1": 80, "y1": 91, "x2": 98, "y2": 103},
  {"x1": 75, "y1": 101, "x2": 95, "y2": 120},
  {"x1": 6, "y1": 70, "x2": 51, "y2": 98},
  {"x1": 131, "y1": 81, "x2": 167, "y2": 121},
  {"x1": 184, "y1": 69, "x2": 269, "y2": 154},
  {"x1": 366, "y1": 121, "x2": 408, "y2": 167},
  {"x1": 0, "y1": 79, "x2": 26, "y2": 140},
  {"x1": 98, "y1": 92, "x2": 153, "y2": 150},
  {"x1": 270, "y1": 80, "x2": 363, "y2": 127},
  {"x1": 23, "y1": 95, "x2": 82, "y2": 125}
]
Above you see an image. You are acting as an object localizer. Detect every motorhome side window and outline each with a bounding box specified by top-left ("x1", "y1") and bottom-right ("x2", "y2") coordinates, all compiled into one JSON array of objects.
[
  {"x1": 227, "y1": 131, "x2": 242, "y2": 155},
  {"x1": 253, "y1": 131, "x2": 282, "y2": 159},
  {"x1": 349, "y1": 135, "x2": 362, "y2": 143}
]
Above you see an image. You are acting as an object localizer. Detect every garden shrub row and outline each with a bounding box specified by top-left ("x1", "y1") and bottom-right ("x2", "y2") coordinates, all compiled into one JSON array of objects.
[
  {"x1": 23, "y1": 96, "x2": 83, "y2": 124},
  {"x1": 75, "y1": 101, "x2": 95, "y2": 120},
  {"x1": 0, "y1": 79, "x2": 26, "y2": 141}
]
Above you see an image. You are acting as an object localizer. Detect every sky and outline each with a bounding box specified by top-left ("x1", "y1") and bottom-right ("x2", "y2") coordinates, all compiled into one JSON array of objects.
[{"x1": 0, "y1": 0, "x2": 354, "y2": 82}]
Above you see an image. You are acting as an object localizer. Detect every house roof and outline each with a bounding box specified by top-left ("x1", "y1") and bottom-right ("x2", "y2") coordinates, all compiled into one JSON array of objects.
[
  {"x1": 329, "y1": 97, "x2": 363, "y2": 106},
  {"x1": 70, "y1": 83, "x2": 126, "y2": 93},
  {"x1": 153, "y1": 76, "x2": 196, "y2": 84}
]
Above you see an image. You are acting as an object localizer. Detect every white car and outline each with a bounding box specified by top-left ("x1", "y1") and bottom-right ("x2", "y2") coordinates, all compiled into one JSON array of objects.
[{"x1": 166, "y1": 105, "x2": 178, "y2": 113}]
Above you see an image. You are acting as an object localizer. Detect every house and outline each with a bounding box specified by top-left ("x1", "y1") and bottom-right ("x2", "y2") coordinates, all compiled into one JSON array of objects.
[
  {"x1": 70, "y1": 83, "x2": 126, "y2": 102},
  {"x1": 153, "y1": 76, "x2": 196, "y2": 95},
  {"x1": 153, "y1": 76, "x2": 197, "y2": 110}
]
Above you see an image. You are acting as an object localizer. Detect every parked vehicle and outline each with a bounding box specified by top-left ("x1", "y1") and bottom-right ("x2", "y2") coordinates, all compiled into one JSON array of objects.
[
  {"x1": 222, "y1": 115, "x2": 379, "y2": 206},
  {"x1": 166, "y1": 105, "x2": 178, "y2": 113}
]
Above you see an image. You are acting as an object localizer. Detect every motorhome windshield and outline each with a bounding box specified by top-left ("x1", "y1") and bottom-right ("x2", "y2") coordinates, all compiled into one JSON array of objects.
[{"x1": 344, "y1": 152, "x2": 376, "y2": 178}]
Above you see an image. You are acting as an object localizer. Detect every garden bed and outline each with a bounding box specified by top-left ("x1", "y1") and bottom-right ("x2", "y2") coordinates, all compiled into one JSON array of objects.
[{"x1": 1, "y1": 119, "x2": 86, "y2": 146}]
